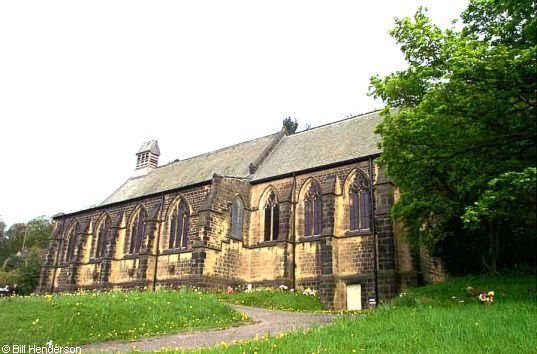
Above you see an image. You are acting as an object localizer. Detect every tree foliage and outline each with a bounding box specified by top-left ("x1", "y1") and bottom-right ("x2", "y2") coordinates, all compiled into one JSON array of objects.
[
  {"x1": 0, "y1": 216, "x2": 51, "y2": 294},
  {"x1": 462, "y1": 168, "x2": 536, "y2": 271},
  {"x1": 369, "y1": 0, "x2": 536, "y2": 272},
  {"x1": 0, "y1": 216, "x2": 5, "y2": 241}
]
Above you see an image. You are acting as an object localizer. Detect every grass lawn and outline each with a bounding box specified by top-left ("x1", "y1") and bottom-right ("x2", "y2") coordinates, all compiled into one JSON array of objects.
[
  {"x1": 0, "y1": 289, "x2": 244, "y2": 346},
  {"x1": 196, "y1": 272, "x2": 537, "y2": 353},
  {"x1": 217, "y1": 289, "x2": 327, "y2": 312}
]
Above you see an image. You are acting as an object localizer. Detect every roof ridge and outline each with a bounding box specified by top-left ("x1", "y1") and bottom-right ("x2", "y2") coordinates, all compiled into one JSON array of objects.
[
  {"x1": 252, "y1": 109, "x2": 383, "y2": 181},
  {"x1": 290, "y1": 109, "x2": 382, "y2": 137},
  {"x1": 156, "y1": 110, "x2": 382, "y2": 169},
  {"x1": 160, "y1": 131, "x2": 280, "y2": 168}
]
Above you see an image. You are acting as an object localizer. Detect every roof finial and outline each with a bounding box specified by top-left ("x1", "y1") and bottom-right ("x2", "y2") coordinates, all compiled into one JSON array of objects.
[{"x1": 282, "y1": 117, "x2": 298, "y2": 135}]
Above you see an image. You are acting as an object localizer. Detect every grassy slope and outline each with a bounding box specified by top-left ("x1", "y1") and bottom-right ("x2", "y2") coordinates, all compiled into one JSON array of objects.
[
  {"x1": 0, "y1": 289, "x2": 243, "y2": 346},
  {"x1": 217, "y1": 290, "x2": 327, "y2": 312},
  {"x1": 198, "y1": 273, "x2": 537, "y2": 354}
]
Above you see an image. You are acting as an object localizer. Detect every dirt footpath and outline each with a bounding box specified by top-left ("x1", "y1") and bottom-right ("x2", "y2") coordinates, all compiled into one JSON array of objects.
[{"x1": 81, "y1": 305, "x2": 336, "y2": 352}]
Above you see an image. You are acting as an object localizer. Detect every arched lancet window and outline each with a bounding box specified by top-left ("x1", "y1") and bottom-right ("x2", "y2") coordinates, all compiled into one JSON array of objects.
[
  {"x1": 349, "y1": 174, "x2": 371, "y2": 230},
  {"x1": 64, "y1": 223, "x2": 80, "y2": 263},
  {"x1": 169, "y1": 199, "x2": 189, "y2": 249},
  {"x1": 230, "y1": 196, "x2": 244, "y2": 240},
  {"x1": 95, "y1": 216, "x2": 110, "y2": 258},
  {"x1": 264, "y1": 191, "x2": 279, "y2": 241},
  {"x1": 129, "y1": 208, "x2": 147, "y2": 254},
  {"x1": 304, "y1": 183, "x2": 322, "y2": 236}
]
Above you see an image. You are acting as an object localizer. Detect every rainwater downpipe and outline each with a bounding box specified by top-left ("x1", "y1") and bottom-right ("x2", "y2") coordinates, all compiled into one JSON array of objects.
[
  {"x1": 369, "y1": 157, "x2": 379, "y2": 307},
  {"x1": 152, "y1": 193, "x2": 165, "y2": 291},
  {"x1": 291, "y1": 172, "x2": 297, "y2": 291}
]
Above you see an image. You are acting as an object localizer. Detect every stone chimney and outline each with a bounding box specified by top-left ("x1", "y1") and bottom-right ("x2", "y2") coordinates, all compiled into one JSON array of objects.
[{"x1": 134, "y1": 140, "x2": 160, "y2": 176}]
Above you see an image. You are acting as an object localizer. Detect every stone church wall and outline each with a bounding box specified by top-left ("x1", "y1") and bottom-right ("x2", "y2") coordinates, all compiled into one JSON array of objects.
[{"x1": 39, "y1": 159, "x2": 413, "y2": 310}]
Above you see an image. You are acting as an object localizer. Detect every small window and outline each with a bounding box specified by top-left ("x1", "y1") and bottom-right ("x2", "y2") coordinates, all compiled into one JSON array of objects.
[
  {"x1": 349, "y1": 174, "x2": 371, "y2": 230},
  {"x1": 231, "y1": 196, "x2": 244, "y2": 240},
  {"x1": 169, "y1": 199, "x2": 189, "y2": 249},
  {"x1": 304, "y1": 183, "x2": 322, "y2": 236},
  {"x1": 264, "y1": 191, "x2": 279, "y2": 241}
]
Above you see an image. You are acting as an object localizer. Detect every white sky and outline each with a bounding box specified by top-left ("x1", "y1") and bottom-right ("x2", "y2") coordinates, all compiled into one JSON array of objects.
[{"x1": 0, "y1": 0, "x2": 468, "y2": 227}]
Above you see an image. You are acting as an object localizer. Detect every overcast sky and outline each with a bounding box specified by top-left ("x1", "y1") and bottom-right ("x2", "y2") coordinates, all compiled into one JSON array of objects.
[{"x1": 0, "y1": 0, "x2": 468, "y2": 227}]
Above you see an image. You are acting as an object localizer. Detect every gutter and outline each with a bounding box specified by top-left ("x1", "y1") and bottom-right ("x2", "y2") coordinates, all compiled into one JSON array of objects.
[
  {"x1": 54, "y1": 180, "x2": 212, "y2": 220},
  {"x1": 291, "y1": 172, "x2": 297, "y2": 290},
  {"x1": 252, "y1": 153, "x2": 381, "y2": 185}
]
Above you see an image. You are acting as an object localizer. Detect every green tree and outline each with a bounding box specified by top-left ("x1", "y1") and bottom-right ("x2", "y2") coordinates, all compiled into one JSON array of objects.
[
  {"x1": 0, "y1": 216, "x2": 5, "y2": 241},
  {"x1": 369, "y1": 0, "x2": 536, "y2": 272},
  {"x1": 24, "y1": 216, "x2": 52, "y2": 250},
  {"x1": 0, "y1": 223, "x2": 25, "y2": 265},
  {"x1": 0, "y1": 217, "x2": 51, "y2": 294},
  {"x1": 463, "y1": 168, "x2": 536, "y2": 271},
  {"x1": 2, "y1": 246, "x2": 46, "y2": 294}
]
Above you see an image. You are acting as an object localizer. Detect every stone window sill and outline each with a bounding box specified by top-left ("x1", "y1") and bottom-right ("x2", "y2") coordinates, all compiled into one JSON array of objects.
[
  {"x1": 257, "y1": 239, "x2": 286, "y2": 247},
  {"x1": 161, "y1": 248, "x2": 191, "y2": 255},
  {"x1": 297, "y1": 235, "x2": 323, "y2": 242},
  {"x1": 344, "y1": 229, "x2": 373, "y2": 237}
]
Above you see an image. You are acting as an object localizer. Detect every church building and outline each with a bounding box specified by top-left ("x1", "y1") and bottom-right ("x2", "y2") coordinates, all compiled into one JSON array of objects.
[{"x1": 39, "y1": 110, "x2": 415, "y2": 310}]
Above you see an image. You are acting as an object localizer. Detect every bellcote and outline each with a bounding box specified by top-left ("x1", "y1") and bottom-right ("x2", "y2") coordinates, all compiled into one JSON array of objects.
[{"x1": 134, "y1": 140, "x2": 160, "y2": 176}]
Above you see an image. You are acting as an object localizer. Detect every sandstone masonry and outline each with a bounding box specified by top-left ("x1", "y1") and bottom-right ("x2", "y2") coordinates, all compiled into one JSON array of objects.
[{"x1": 39, "y1": 111, "x2": 417, "y2": 309}]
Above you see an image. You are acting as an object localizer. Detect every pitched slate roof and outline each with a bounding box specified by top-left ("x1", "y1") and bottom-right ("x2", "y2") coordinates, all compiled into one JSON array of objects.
[
  {"x1": 100, "y1": 110, "x2": 382, "y2": 206},
  {"x1": 252, "y1": 110, "x2": 382, "y2": 180},
  {"x1": 101, "y1": 133, "x2": 280, "y2": 205}
]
